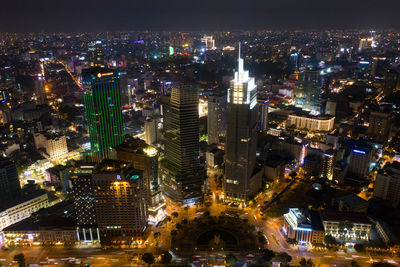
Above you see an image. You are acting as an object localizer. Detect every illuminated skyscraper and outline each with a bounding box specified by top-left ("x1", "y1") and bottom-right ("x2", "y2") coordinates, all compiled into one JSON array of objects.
[
  {"x1": 201, "y1": 36, "x2": 216, "y2": 50},
  {"x1": 224, "y1": 44, "x2": 261, "y2": 204},
  {"x1": 160, "y1": 85, "x2": 204, "y2": 204},
  {"x1": 358, "y1": 37, "x2": 375, "y2": 52},
  {"x1": 82, "y1": 68, "x2": 124, "y2": 161},
  {"x1": 295, "y1": 71, "x2": 324, "y2": 114},
  {"x1": 70, "y1": 161, "x2": 99, "y2": 243},
  {"x1": 88, "y1": 41, "x2": 104, "y2": 67},
  {"x1": 70, "y1": 161, "x2": 97, "y2": 228}
]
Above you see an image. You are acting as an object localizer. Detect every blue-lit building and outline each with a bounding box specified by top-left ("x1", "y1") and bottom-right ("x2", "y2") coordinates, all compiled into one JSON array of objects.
[
  {"x1": 290, "y1": 52, "x2": 299, "y2": 71},
  {"x1": 283, "y1": 208, "x2": 325, "y2": 245}
]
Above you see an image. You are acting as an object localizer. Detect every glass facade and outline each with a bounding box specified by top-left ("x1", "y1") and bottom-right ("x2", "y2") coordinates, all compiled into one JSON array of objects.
[
  {"x1": 83, "y1": 68, "x2": 124, "y2": 161},
  {"x1": 161, "y1": 85, "x2": 204, "y2": 203},
  {"x1": 295, "y1": 71, "x2": 324, "y2": 114},
  {"x1": 224, "y1": 50, "x2": 259, "y2": 203}
]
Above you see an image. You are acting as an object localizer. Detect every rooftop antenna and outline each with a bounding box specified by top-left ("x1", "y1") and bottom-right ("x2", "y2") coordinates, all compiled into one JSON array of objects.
[{"x1": 238, "y1": 42, "x2": 241, "y2": 60}]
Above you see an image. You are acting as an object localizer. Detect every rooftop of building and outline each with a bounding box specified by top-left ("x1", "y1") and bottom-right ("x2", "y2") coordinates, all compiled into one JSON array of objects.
[
  {"x1": 286, "y1": 208, "x2": 312, "y2": 228},
  {"x1": 47, "y1": 164, "x2": 72, "y2": 173},
  {"x1": 376, "y1": 220, "x2": 400, "y2": 244},
  {"x1": 320, "y1": 210, "x2": 371, "y2": 224},
  {"x1": 116, "y1": 138, "x2": 148, "y2": 154},
  {"x1": 289, "y1": 111, "x2": 334, "y2": 120},
  {"x1": 0, "y1": 156, "x2": 14, "y2": 168},
  {"x1": 265, "y1": 158, "x2": 286, "y2": 168},
  {"x1": 116, "y1": 139, "x2": 158, "y2": 157},
  {"x1": 0, "y1": 189, "x2": 47, "y2": 211},
  {"x1": 70, "y1": 161, "x2": 96, "y2": 175},
  {"x1": 3, "y1": 214, "x2": 77, "y2": 232},
  {"x1": 35, "y1": 130, "x2": 65, "y2": 140},
  {"x1": 94, "y1": 159, "x2": 132, "y2": 174},
  {"x1": 333, "y1": 193, "x2": 368, "y2": 210},
  {"x1": 378, "y1": 161, "x2": 400, "y2": 177},
  {"x1": 82, "y1": 67, "x2": 116, "y2": 77},
  {"x1": 309, "y1": 210, "x2": 325, "y2": 231}
]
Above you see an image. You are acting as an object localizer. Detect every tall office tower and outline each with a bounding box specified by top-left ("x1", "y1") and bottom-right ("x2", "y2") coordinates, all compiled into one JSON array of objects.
[
  {"x1": 115, "y1": 139, "x2": 163, "y2": 220},
  {"x1": 201, "y1": 36, "x2": 216, "y2": 50},
  {"x1": 144, "y1": 117, "x2": 158, "y2": 145},
  {"x1": 224, "y1": 46, "x2": 261, "y2": 204},
  {"x1": 374, "y1": 162, "x2": 400, "y2": 208},
  {"x1": 93, "y1": 160, "x2": 148, "y2": 242},
  {"x1": 118, "y1": 71, "x2": 131, "y2": 106},
  {"x1": 88, "y1": 41, "x2": 104, "y2": 67},
  {"x1": 368, "y1": 111, "x2": 392, "y2": 143},
  {"x1": 82, "y1": 68, "x2": 124, "y2": 161},
  {"x1": 290, "y1": 51, "x2": 299, "y2": 71},
  {"x1": 34, "y1": 76, "x2": 46, "y2": 104},
  {"x1": 358, "y1": 37, "x2": 375, "y2": 52},
  {"x1": 321, "y1": 149, "x2": 335, "y2": 180},
  {"x1": 347, "y1": 146, "x2": 374, "y2": 179},
  {"x1": 160, "y1": 85, "x2": 204, "y2": 204},
  {"x1": 295, "y1": 71, "x2": 324, "y2": 114},
  {"x1": 0, "y1": 157, "x2": 21, "y2": 205},
  {"x1": 207, "y1": 92, "x2": 227, "y2": 147},
  {"x1": 257, "y1": 99, "x2": 269, "y2": 131},
  {"x1": 70, "y1": 162, "x2": 98, "y2": 242}
]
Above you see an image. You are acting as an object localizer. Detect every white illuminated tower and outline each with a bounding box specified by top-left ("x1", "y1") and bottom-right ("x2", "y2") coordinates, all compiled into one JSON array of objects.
[{"x1": 224, "y1": 43, "x2": 260, "y2": 204}]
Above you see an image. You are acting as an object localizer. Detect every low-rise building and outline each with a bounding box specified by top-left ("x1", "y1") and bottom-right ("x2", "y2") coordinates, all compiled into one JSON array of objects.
[
  {"x1": 45, "y1": 165, "x2": 72, "y2": 192},
  {"x1": 272, "y1": 138, "x2": 308, "y2": 165},
  {"x1": 0, "y1": 190, "x2": 49, "y2": 230},
  {"x1": 287, "y1": 113, "x2": 334, "y2": 132},
  {"x1": 264, "y1": 159, "x2": 285, "y2": 181},
  {"x1": 331, "y1": 194, "x2": 368, "y2": 213},
  {"x1": 206, "y1": 147, "x2": 224, "y2": 168},
  {"x1": 3, "y1": 215, "x2": 80, "y2": 246},
  {"x1": 320, "y1": 211, "x2": 372, "y2": 240},
  {"x1": 283, "y1": 208, "x2": 325, "y2": 245}
]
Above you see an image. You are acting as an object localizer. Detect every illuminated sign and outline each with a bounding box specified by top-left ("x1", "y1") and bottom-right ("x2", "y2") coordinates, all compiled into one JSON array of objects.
[
  {"x1": 353, "y1": 149, "x2": 366, "y2": 155},
  {"x1": 131, "y1": 174, "x2": 139, "y2": 180},
  {"x1": 97, "y1": 72, "x2": 114, "y2": 78}
]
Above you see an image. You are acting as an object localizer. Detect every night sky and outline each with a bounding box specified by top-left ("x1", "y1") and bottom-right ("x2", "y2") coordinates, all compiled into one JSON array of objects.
[{"x1": 1, "y1": 0, "x2": 400, "y2": 32}]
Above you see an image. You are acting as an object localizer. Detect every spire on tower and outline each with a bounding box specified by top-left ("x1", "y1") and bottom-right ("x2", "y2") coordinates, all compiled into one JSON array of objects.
[
  {"x1": 237, "y1": 42, "x2": 244, "y2": 82},
  {"x1": 238, "y1": 42, "x2": 241, "y2": 60}
]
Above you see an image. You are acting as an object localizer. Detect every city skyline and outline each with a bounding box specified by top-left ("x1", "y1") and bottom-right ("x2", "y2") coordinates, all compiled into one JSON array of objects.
[{"x1": 1, "y1": 23, "x2": 400, "y2": 266}]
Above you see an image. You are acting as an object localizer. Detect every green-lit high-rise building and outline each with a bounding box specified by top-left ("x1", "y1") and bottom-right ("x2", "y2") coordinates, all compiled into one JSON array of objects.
[{"x1": 83, "y1": 68, "x2": 124, "y2": 161}]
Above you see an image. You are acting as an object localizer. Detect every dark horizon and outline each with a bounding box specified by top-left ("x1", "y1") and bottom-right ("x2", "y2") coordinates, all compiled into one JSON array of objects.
[{"x1": 1, "y1": 0, "x2": 400, "y2": 32}]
